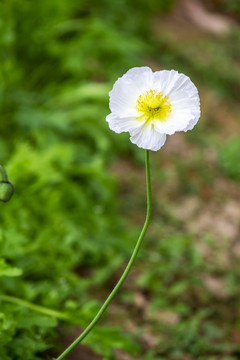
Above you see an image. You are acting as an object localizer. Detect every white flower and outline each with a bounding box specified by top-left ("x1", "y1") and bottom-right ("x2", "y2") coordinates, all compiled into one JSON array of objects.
[{"x1": 106, "y1": 67, "x2": 200, "y2": 151}]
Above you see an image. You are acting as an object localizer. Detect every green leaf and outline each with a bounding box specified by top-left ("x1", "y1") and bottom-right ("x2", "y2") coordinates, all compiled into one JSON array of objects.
[{"x1": 0, "y1": 259, "x2": 22, "y2": 278}]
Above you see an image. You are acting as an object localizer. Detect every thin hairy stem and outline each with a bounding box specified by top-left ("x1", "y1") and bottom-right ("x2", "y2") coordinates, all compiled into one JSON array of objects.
[{"x1": 56, "y1": 150, "x2": 152, "y2": 360}]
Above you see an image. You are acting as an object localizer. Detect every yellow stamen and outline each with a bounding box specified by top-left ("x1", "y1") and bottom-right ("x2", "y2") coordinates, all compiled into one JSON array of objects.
[{"x1": 136, "y1": 89, "x2": 172, "y2": 123}]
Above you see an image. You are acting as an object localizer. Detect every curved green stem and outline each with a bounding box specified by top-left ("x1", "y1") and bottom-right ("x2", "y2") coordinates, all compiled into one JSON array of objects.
[
  {"x1": 0, "y1": 165, "x2": 8, "y2": 182},
  {"x1": 56, "y1": 150, "x2": 152, "y2": 360}
]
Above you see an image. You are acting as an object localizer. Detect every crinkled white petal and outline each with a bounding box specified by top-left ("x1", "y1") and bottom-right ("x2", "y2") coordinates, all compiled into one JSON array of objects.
[
  {"x1": 181, "y1": 96, "x2": 201, "y2": 132},
  {"x1": 153, "y1": 104, "x2": 199, "y2": 135},
  {"x1": 109, "y1": 67, "x2": 153, "y2": 117},
  {"x1": 153, "y1": 70, "x2": 194, "y2": 97},
  {"x1": 106, "y1": 113, "x2": 144, "y2": 134},
  {"x1": 130, "y1": 123, "x2": 166, "y2": 151},
  {"x1": 152, "y1": 71, "x2": 200, "y2": 135}
]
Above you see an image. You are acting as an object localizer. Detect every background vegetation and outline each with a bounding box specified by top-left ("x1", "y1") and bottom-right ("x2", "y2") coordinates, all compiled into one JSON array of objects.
[{"x1": 1, "y1": 0, "x2": 240, "y2": 359}]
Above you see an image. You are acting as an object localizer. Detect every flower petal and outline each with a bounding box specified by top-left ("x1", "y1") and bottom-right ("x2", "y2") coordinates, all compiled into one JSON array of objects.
[
  {"x1": 153, "y1": 70, "x2": 194, "y2": 96},
  {"x1": 153, "y1": 107, "x2": 196, "y2": 135},
  {"x1": 106, "y1": 113, "x2": 144, "y2": 134},
  {"x1": 153, "y1": 70, "x2": 178, "y2": 94},
  {"x1": 109, "y1": 67, "x2": 153, "y2": 117},
  {"x1": 152, "y1": 71, "x2": 200, "y2": 135},
  {"x1": 130, "y1": 123, "x2": 166, "y2": 151}
]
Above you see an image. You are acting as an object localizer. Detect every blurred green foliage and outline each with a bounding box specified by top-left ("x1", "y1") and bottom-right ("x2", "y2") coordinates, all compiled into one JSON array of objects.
[
  {"x1": 218, "y1": 137, "x2": 240, "y2": 181},
  {"x1": 0, "y1": 0, "x2": 174, "y2": 358},
  {"x1": 1, "y1": 0, "x2": 240, "y2": 359},
  {"x1": 137, "y1": 234, "x2": 240, "y2": 359},
  {"x1": 214, "y1": 0, "x2": 240, "y2": 18}
]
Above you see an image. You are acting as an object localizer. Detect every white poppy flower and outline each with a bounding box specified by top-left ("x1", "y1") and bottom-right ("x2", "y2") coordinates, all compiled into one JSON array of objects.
[{"x1": 106, "y1": 67, "x2": 200, "y2": 151}]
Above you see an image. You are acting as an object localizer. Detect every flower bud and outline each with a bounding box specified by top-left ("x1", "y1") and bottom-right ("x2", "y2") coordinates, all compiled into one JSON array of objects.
[{"x1": 0, "y1": 181, "x2": 14, "y2": 202}]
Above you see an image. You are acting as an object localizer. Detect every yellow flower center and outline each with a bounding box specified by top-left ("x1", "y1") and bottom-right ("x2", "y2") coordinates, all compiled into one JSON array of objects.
[{"x1": 136, "y1": 89, "x2": 172, "y2": 123}]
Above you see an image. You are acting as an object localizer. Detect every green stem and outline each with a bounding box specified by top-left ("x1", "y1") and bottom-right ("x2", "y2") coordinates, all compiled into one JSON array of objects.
[
  {"x1": 56, "y1": 149, "x2": 152, "y2": 360},
  {"x1": 0, "y1": 295, "x2": 77, "y2": 324},
  {"x1": 0, "y1": 165, "x2": 8, "y2": 182}
]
